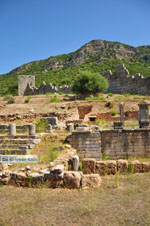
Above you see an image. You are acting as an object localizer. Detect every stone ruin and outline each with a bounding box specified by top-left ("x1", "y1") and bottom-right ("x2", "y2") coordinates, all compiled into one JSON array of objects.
[
  {"x1": 18, "y1": 75, "x2": 71, "y2": 96},
  {"x1": 18, "y1": 75, "x2": 35, "y2": 96},
  {"x1": 102, "y1": 64, "x2": 150, "y2": 95},
  {"x1": 0, "y1": 123, "x2": 40, "y2": 155},
  {"x1": 18, "y1": 64, "x2": 150, "y2": 96},
  {"x1": 68, "y1": 102, "x2": 150, "y2": 159}
]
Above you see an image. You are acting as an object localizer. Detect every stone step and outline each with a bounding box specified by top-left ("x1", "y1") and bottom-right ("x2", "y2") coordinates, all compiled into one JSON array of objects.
[
  {"x1": 0, "y1": 144, "x2": 28, "y2": 150},
  {"x1": 0, "y1": 149, "x2": 30, "y2": 155},
  {"x1": 0, "y1": 144, "x2": 34, "y2": 150},
  {"x1": 0, "y1": 139, "x2": 39, "y2": 145},
  {"x1": 0, "y1": 135, "x2": 40, "y2": 139}
]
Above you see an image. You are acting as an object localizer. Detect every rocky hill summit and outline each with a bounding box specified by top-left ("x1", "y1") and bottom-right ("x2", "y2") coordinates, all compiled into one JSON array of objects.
[{"x1": 9, "y1": 39, "x2": 150, "y2": 75}]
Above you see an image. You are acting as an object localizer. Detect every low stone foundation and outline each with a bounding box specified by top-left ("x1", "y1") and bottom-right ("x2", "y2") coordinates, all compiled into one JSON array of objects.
[
  {"x1": 82, "y1": 158, "x2": 150, "y2": 175},
  {"x1": 0, "y1": 169, "x2": 101, "y2": 189}
]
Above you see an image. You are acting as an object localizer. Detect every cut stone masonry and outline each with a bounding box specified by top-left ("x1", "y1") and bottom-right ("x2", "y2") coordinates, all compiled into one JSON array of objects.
[
  {"x1": 18, "y1": 75, "x2": 71, "y2": 96},
  {"x1": 102, "y1": 64, "x2": 150, "y2": 95},
  {"x1": 68, "y1": 103, "x2": 150, "y2": 159}
]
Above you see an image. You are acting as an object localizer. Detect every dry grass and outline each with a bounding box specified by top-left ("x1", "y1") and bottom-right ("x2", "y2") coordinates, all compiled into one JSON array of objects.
[{"x1": 1, "y1": 173, "x2": 150, "y2": 225}]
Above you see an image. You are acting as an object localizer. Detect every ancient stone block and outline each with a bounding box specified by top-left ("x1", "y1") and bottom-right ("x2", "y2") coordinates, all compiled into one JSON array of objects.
[
  {"x1": 82, "y1": 158, "x2": 96, "y2": 174},
  {"x1": 95, "y1": 161, "x2": 106, "y2": 176},
  {"x1": 106, "y1": 160, "x2": 117, "y2": 175},
  {"x1": 63, "y1": 171, "x2": 82, "y2": 189},
  {"x1": 142, "y1": 162, "x2": 150, "y2": 173},
  {"x1": 82, "y1": 174, "x2": 101, "y2": 189},
  {"x1": 117, "y1": 159, "x2": 128, "y2": 174},
  {"x1": 50, "y1": 164, "x2": 64, "y2": 175},
  {"x1": 129, "y1": 160, "x2": 143, "y2": 173}
]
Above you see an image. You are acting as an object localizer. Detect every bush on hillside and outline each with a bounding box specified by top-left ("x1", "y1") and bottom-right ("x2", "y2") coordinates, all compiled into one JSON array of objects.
[{"x1": 72, "y1": 71, "x2": 108, "y2": 94}]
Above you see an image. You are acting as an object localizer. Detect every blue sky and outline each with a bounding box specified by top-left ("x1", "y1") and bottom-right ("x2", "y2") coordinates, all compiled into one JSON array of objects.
[{"x1": 0, "y1": 0, "x2": 150, "y2": 74}]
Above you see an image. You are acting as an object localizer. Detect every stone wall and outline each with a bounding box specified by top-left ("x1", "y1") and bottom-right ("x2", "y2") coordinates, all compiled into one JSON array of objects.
[
  {"x1": 18, "y1": 75, "x2": 71, "y2": 96},
  {"x1": 69, "y1": 128, "x2": 150, "y2": 159},
  {"x1": 102, "y1": 64, "x2": 150, "y2": 94},
  {"x1": 18, "y1": 75, "x2": 35, "y2": 96},
  {"x1": 101, "y1": 128, "x2": 150, "y2": 158},
  {"x1": 68, "y1": 130, "x2": 101, "y2": 160}
]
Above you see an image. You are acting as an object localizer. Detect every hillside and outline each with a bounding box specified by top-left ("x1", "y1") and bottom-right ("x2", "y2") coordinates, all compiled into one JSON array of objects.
[{"x1": 0, "y1": 39, "x2": 150, "y2": 96}]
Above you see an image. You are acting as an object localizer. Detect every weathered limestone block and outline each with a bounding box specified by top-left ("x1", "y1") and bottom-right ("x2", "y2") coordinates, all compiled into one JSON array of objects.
[
  {"x1": 82, "y1": 174, "x2": 101, "y2": 189},
  {"x1": 129, "y1": 160, "x2": 143, "y2": 173},
  {"x1": 105, "y1": 160, "x2": 117, "y2": 175},
  {"x1": 95, "y1": 161, "x2": 106, "y2": 176},
  {"x1": 44, "y1": 173, "x2": 64, "y2": 188},
  {"x1": 50, "y1": 165, "x2": 64, "y2": 175},
  {"x1": 27, "y1": 173, "x2": 44, "y2": 187},
  {"x1": 82, "y1": 158, "x2": 96, "y2": 174},
  {"x1": 117, "y1": 159, "x2": 128, "y2": 174},
  {"x1": 63, "y1": 171, "x2": 82, "y2": 189},
  {"x1": 142, "y1": 162, "x2": 150, "y2": 173},
  {"x1": 9, "y1": 172, "x2": 28, "y2": 187}
]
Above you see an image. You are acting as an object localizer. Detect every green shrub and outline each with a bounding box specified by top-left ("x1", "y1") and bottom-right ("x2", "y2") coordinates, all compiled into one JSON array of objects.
[
  {"x1": 58, "y1": 92, "x2": 64, "y2": 95},
  {"x1": 110, "y1": 109, "x2": 117, "y2": 116},
  {"x1": 72, "y1": 71, "x2": 108, "y2": 94},
  {"x1": 108, "y1": 93, "x2": 113, "y2": 97},
  {"x1": 50, "y1": 96, "x2": 61, "y2": 103},
  {"x1": 4, "y1": 95, "x2": 15, "y2": 104},
  {"x1": 24, "y1": 97, "x2": 30, "y2": 103},
  {"x1": 95, "y1": 119, "x2": 106, "y2": 126},
  {"x1": 36, "y1": 118, "x2": 48, "y2": 133},
  {"x1": 124, "y1": 93, "x2": 131, "y2": 97},
  {"x1": 63, "y1": 94, "x2": 69, "y2": 97}
]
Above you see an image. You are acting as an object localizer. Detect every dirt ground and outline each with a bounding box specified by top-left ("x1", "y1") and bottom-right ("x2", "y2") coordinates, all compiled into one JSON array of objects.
[
  {"x1": 0, "y1": 93, "x2": 149, "y2": 125},
  {"x1": 0, "y1": 93, "x2": 149, "y2": 116},
  {"x1": 0, "y1": 173, "x2": 150, "y2": 226}
]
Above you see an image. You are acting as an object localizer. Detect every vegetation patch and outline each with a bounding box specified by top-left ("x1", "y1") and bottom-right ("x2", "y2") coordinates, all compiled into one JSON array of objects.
[
  {"x1": 110, "y1": 109, "x2": 117, "y2": 116},
  {"x1": 36, "y1": 118, "x2": 48, "y2": 133},
  {"x1": 50, "y1": 95, "x2": 61, "y2": 103},
  {"x1": 3, "y1": 95, "x2": 15, "y2": 104},
  {"x1": 24, "y1": 97, "x2": 30, "y2": 103}
]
